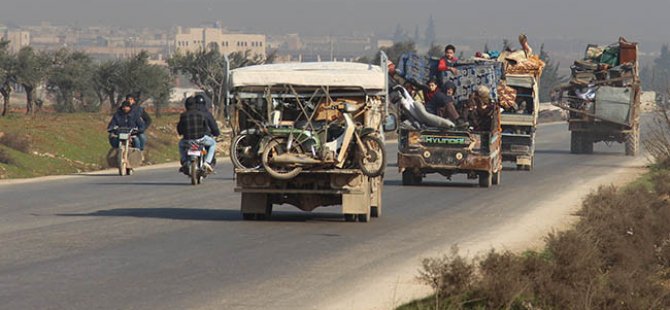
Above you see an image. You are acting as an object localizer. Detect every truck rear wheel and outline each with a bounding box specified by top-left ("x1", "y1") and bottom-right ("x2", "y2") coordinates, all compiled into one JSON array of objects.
[
  {"x1": 402, "y1": 170, "x2": 421, "y2": 186},
  {"x1": 344, "y1": 214, "x2": 357, "y2": 222},
  {"x1": 625, "y1": 130, "x2": 639, "y2": 156},
  {"x1": 570, "y1": 132, "x2": 583, "y2": 154},
  {"x1": 479, "y1": 172, "x2": 492, "y2": 188},
  {"x1": 357, "y1": 213, "x2": 370, "y2": 222},
  {"x1": 492, "y1": 171, "x2": 501, "y2": 185},
  {"x1": 582, "y1": 133, "x2": 594, "y2": 154}
]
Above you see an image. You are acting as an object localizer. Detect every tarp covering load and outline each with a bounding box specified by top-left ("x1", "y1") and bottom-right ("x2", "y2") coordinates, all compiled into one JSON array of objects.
[
  {"x1": 552, "y1": 37, "x2": 639, "y2": 126},
  {"x1": 230, "y1": 62, "x2": 386, "y2": 90}
]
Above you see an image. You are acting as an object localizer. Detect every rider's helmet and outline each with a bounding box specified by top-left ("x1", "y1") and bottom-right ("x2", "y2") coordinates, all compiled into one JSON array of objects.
[
  {"x1": 194, "y1": 95, "x2": 206, "y2": 106},
  {"x1": 184, "y1": 96, "x2": 197, "y2": 109}
]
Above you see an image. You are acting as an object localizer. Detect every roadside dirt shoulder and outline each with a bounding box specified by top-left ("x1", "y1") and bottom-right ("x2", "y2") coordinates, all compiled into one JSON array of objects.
[{"x1": 318, "y1": 156, "x2": 648, "y2": 310}]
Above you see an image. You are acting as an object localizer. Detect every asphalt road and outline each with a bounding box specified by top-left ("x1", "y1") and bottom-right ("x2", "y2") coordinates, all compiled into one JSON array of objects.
[{"x1": 0, "y1": 122, "x2": 645, "y2": 309}]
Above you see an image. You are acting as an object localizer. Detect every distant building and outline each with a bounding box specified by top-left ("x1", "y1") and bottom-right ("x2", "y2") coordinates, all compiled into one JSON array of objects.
[
  {"x1": 3, "y1": 30, "x2": 30, "y2": 53},
  {"x1": 174, "y1": 26, "x2": 266, "y2": 58},
  {"x1": 377, "y1": 39, "x2": 394, "y2": 49}
]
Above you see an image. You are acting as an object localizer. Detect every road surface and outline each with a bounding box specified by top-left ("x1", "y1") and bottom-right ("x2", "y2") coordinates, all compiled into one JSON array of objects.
[{"x1": 0, "y1": 122, "x2": 646, "y2": 309}]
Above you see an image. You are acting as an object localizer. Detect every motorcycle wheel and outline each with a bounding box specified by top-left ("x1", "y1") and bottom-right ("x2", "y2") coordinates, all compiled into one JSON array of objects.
[
  {"x1": 190, "y1": 160, "x2": 198, "y2": 185},
  {"x1": 261, "y1": 138, "x2": 303, "y2": 180},
  {"x1": 118, "y1": 147, "x2": 126, "y2": 176},
  {"x1": 231, "y1": 133, "x2": 261, "y2": 169},
  {"x1": 358, "y1": 135, "x2": 386, "y2": 177}
]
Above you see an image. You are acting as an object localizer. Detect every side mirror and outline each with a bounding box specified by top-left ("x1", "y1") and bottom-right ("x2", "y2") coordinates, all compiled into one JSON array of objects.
[{"x1": 383, "y1": 113, "x2": 398, "y2": 132}]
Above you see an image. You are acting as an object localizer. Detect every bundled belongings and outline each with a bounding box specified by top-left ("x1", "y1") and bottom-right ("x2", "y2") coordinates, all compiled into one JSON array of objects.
[
  {"x1": 497, "y1": 82, "x2": 518, "y2": 111},
  {"x1": 552, "y1": 37, "x2": 639, "y2": 127},
  {"x1": 568, "y1": 37, "x2": 637, "y2": 87},
  {"x1": 497, "y1": 34, "x2": 545, "y2": 79}
]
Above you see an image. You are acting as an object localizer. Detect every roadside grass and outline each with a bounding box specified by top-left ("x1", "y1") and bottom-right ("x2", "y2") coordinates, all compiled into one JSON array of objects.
[
  {"x1": 0, "y1": 112, "x2": 182, "y2": 179},
  {"x1": 401, "y1": 165, "x2": 670, "y2": 309}
]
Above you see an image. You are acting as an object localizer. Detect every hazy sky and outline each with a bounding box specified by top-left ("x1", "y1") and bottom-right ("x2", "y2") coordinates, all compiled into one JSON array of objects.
[{"x1": 1, "y1": 0, "x2": 668, "y2": 44}]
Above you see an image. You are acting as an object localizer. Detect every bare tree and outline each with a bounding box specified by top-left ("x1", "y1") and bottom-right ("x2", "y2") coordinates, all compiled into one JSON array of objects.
[{"x1": 168, "y1": 49, "x2": 268, "y2": 119}]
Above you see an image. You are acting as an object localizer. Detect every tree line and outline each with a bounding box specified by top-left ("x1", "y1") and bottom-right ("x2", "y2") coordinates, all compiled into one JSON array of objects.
[{"x1": 0, "y1": 40, "x2": 274, "y2": 117}]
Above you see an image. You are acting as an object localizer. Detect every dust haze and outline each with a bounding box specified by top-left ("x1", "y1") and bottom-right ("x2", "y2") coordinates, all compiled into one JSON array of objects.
[{"x1": 1, "y1": 0, "x2": 668, "y2": 44}]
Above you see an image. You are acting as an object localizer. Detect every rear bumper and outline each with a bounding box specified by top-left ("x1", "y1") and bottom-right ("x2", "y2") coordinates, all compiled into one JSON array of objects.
[{"x1": 398, "y1": 151, "x2": 493, "y2": 172}]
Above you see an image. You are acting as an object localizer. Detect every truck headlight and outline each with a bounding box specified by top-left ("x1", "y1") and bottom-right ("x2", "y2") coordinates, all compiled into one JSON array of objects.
[{"x1": 408, "y1": 131, "x2": 421, "y2": 146}]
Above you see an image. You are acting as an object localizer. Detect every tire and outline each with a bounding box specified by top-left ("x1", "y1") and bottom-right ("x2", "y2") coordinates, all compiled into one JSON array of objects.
[
  {"x1": 358, "y1": 135, "x2": 386, "y2": 178},
  {"x1": 231, "y1": 133, "x2": 262, "y2": 169},
  {"x1": 625, "y1": 130, "x2": 639, "y2": 156},
  {"x1": 570, "y1": 132, "x2": 582, "y2": 154},
  {"x1": 492, "y1": 171, "x2": 501, "y2": 185},
  {"x1": 344, "y1": 214, "x2": 357, "y2": 222},
  {"x1": 261, "y1": 138, "x2": 302, "y2": 180},
  {"x1": 358, "y1": 212, "x2": 370, "y2": 223},
  {"x1": 402, "y1": 170, "x2": 414, "y2": 186},
  {"x1": 479, "y1": 171, "x2": 492, "y2": 188},
  {"x1": 371, "y1": 206, "x2": 381, "y2": 218},
  {"x1": 582, "y1": 133, "x2": 594, "y2": 154},
  {"x1": 118, "y1": 146, "x2": 126, "y2": 176},
  {"x1": 190, "y1": 161, "x2": 197, "y2": 185}
]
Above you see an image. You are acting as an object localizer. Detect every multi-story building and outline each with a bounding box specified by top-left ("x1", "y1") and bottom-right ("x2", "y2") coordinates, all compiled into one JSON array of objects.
[
  {"x1": 174, "y1": 26, "x2": 266, "y2": 58},
  {"x1": 3, "y1": 30, "x2": 30, "y2": 53}
]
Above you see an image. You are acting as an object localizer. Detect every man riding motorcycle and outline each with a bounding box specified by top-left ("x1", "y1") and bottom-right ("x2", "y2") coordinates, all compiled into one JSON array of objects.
[
  {"x1": 177, "y1": 96, "x2": 220, "y2": 175},
  {"x1": 107, "y1": 100, "x2": 145, "y2": 148},
  {"x1": 126, "y1": 94, "x2": 152, "y2": 151}
]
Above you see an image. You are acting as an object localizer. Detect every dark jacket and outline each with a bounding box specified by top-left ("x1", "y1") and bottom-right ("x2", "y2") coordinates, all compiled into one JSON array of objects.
[
  {"x1": 197, "y1": 104, "x2": 219, "y2": 136},
  {"x1": 425, "y1": 89, "x2": 460, "y2": 121},
  {"x1": 132, "y1": 105, "x2": 152, "y2": 129},
  {"x1": 177, "y1": 108, "x2": 220, "y2": 140},
  {"x1": 465, "y1": 94, "x2": 495, "y2": 132},
  {"x1": 107, "y1": 109, "x2": 145, "y2": 133}
]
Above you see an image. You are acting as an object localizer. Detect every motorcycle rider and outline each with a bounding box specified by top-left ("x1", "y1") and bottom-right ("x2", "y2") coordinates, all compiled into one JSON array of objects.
[
  {"x1": 125, "y1": 94, "x2": 152, "y2": 151},
  {"x1": 194, "y1": 94, "x2": 218, "y2": 137},
  {"x1": 107, "y1": 100, "x2": 145, "y2": 148},
  {"x1": 177, "y1": 96, "x2": 220, "y2": 174}
]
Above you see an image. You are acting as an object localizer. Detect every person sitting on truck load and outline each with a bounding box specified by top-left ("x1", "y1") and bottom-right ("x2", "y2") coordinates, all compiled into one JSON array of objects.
[
  {"x1": 404, "y1": 82, "x2": 425, "y2": 104},
  {"x1": 465, "y1": 85, "x2": 496, "y2": 132},
  {"x1": 391, "y1": 85, "x2": 455, "y2": 129},
  {"x1": 424, "y1": 79, "x2": 460, "y2": 123},
  {"x1": 437, "y1": 45, "x2": 459, "y2": 75}
]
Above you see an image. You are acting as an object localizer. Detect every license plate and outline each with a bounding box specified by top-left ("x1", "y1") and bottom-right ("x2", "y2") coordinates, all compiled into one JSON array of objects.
[
  {"x1": 187, "y1": 150, "x2": 201, "y2": 156},
  {"x1": 118, "y1": 133, "x2": 129, "y2": 140}
]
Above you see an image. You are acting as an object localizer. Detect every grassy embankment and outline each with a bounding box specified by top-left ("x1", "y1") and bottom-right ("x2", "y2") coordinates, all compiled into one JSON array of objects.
[
  {"x1": 0, "y1": 113, "x2": 183, "y2": 179},
  {"x1": 400, "y1": 161, "x2": 670, "y2": 309}
]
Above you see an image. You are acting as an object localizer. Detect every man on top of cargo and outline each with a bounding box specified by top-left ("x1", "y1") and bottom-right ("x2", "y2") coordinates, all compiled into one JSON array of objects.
[{"x1": 437, "y1": 45, "x2": 459, "y2": 75}]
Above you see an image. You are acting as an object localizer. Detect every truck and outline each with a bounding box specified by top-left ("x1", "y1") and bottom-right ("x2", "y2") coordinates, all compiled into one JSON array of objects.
[
  {"x1": 500, "y1": 73, "x2": 540, "y2": 170},
  {"x1": 396, "y1": 61, "x2": 503, "y2": 187},
  {"x1": 552, "y1": 37, "x2": 640, "y2": 156},
  {"x1": 227, "y1": 54, "x2": 395, "y2": 222}
]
